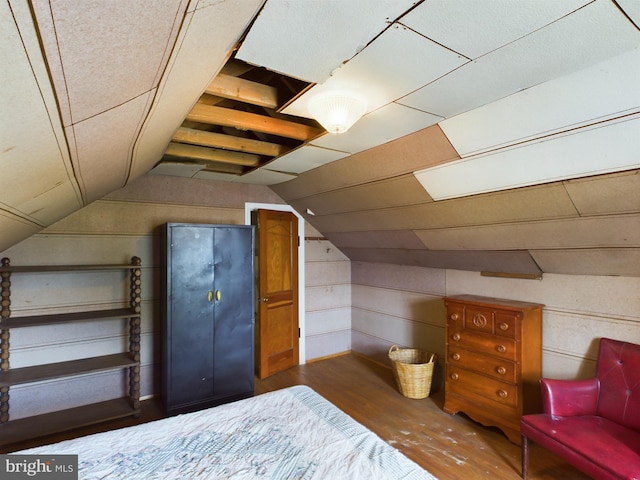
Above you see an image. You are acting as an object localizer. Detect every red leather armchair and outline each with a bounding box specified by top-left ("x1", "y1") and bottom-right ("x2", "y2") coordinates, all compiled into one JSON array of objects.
[{"x1": 521, "y1": 338, "x2": 640, "y2": 480}]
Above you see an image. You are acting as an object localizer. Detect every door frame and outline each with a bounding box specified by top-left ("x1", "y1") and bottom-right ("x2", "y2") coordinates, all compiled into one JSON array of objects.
[{"x1": 244, "y1": 202, "x2": 306, "y2": 365}]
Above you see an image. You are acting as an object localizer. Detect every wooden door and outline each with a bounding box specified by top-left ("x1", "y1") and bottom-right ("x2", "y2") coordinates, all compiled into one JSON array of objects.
[{"x1": 254, "y1": 209, "x2": 299, "y2": 379}]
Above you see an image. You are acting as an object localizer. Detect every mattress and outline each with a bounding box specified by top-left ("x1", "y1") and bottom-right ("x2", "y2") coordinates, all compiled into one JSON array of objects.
[{"x1": 17, "y1": 385, "x2": 437, "y2": 479}]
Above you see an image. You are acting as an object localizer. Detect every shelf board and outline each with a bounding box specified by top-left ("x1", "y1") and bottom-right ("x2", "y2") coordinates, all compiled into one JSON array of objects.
[
  {"x1": 0, "y1": 307, "x2": 140, "y2": 329},
  {"x1": 0, "y1": 264, "x2": 139, "y2": 273},
  {"x1": 0, "y1": 398, "x2": 140, "y2": 446},
  {"x1": 0, "y1": 353, "x2": 138, "y2": 387}
]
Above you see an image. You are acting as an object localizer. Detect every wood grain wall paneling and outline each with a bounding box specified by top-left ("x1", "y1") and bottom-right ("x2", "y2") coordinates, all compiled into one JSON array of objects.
[
  {"x1": 531, "y1": 248, "x2": 640, "y2": 276},
  {"x1": 287, "y1": 175, "x2": 432, "y2": 217},
  {"x1": 341, "y1": 248, "x2": 542, "y2": 275},
  {"x1": 415, "y1": 213, "x2": 640, "y2": 251},
  {"x1": 326, "y1": 230, "x2": 426, "y2": 250},
  {"x1": 564, "y1": 169, "x2": 640, "y2": 215},
  {"x1": 271, "y1": 125, "x2": 460, "y2": 201}
]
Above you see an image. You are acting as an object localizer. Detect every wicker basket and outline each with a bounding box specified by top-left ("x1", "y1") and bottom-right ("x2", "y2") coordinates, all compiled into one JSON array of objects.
[{"x1": 388, "y1": 345, "x2": 436, "y2": 399}]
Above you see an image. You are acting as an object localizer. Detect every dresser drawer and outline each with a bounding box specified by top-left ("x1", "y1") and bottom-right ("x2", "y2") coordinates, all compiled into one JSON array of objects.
[
  {"x1": 447, "y1": 367, "x2": 518, "y2": 408},
  {"x1": 464, "y1": 306, "x2": 494, "y2": 335},
  {"x1": 447, "y1": 347, "x2": 516, "y2": 383},
  {"x1": 448, "y1": 328, "x2": 517, "y2": 361}
]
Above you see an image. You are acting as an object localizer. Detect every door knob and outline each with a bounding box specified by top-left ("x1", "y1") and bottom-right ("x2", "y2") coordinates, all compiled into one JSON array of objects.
[{"x1": 262, "y1": 297, "x2": 269, "y2": 302}]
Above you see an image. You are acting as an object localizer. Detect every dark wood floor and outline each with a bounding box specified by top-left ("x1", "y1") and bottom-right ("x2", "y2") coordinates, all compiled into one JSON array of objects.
[{"x1": 3, "y1": 353, "x2": 589, "y2": 479}]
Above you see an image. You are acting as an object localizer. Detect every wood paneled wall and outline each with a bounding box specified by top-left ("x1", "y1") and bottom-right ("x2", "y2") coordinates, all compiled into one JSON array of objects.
[
  {"x1": 0, "y1": 175, "x2": 349, "y2": 419},
  {"x1": 351, "y1": 261, "x2": 640, "y2": 390}
]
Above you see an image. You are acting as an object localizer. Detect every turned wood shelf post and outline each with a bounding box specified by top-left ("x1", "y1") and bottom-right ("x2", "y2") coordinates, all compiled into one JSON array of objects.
[{"x1": 0, "y1": 257, "x2": 10, "y2": 423}]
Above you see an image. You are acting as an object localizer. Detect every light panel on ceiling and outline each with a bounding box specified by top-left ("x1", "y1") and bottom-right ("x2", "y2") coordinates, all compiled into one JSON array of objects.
[
  {"x1": 440, "y1": 47, "x2": 640, "y2": 157},
  {"x1": 284, "y1": 23, "x2": 467, "y2": 119},
  {"x1": 415, "y1": 115, "x2": 640, "y2": 201},
  {"x1": 311, "y1": 102, "x2": 442, "y2": 155}
]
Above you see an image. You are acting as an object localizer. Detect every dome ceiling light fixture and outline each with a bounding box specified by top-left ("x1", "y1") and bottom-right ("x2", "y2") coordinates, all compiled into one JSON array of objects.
[{"x1": 308, "y1": 91, "x2": 367, "y2": 134}]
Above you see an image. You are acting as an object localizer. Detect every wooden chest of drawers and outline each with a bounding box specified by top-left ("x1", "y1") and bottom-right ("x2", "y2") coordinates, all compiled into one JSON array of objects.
[{"x1": 443, "y1": 295, "x2": 543, "y2": 444}]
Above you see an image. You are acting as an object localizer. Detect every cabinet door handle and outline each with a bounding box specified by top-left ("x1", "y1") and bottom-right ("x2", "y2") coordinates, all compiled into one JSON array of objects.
[
  {"x1": 215, "y1": 290, "x2": 221, "y2": 301},
  {"x1": 207, "y1": 291, "x2": 213, "y2": 302}
]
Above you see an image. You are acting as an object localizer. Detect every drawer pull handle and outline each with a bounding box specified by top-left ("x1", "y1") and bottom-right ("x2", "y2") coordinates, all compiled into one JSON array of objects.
[
  {"x1": 450, "y1": 313, "x2": 459, "y2": 321},
  {"x1": 452, "y1": 333, "x2": 461, "y2": 341},
  {"x1": 496, "y1": 366, "x2": 506, "y2": 375},
  {"x1": 472, "y1": 313, "x2": 487, "y2": 327},
  {"x1": 499, "y1": 322, "x2": 509, "y2": 331},
  {"x1": 452, "y1": 353, "x2": 460, "y2": 361},
  {"x1": 450, "y1": 373, "x2": 459, "y2": 381},
  {"x1": 498, "y1": 390, "x2": 508, "y2": 398},
  {"x1": 496, "y1": 344, "x2": 507, "y2": 353}
]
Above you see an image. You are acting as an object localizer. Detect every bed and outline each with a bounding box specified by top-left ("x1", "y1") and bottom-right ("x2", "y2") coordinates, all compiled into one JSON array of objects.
[{"x1": 17, "y1": 385, "x2": 437, "y2": 479}]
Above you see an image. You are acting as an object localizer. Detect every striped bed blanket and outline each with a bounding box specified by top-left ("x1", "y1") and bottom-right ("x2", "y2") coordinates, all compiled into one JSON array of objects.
[{"x1": 18, "y1": 385, "x2": 437, "y2": 479}]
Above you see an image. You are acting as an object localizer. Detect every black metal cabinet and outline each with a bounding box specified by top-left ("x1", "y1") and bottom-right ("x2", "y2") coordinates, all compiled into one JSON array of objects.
[{"x1": 161, "y1": 223, "x2": 255, "y2": 414}]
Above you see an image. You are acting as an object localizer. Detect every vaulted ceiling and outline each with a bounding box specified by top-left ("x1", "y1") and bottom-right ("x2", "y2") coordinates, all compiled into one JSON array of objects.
[{"x1": 1, "y1": 0, "x2": 639, "y2": 277}]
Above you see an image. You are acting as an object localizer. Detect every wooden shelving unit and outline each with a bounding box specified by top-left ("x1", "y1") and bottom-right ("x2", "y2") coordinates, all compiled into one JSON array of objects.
[{"x1": 0, "y1": 257, "x2": 142, "y2": 446}]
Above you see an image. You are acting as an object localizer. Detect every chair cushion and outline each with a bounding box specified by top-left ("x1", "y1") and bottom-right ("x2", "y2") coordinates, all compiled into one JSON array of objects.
[
  {"x1": 522, "y1": 414, "x2": 640, "y2": 480},
  {"x1": 596, "y1": 338, "x2": 640, "y2": 430}
]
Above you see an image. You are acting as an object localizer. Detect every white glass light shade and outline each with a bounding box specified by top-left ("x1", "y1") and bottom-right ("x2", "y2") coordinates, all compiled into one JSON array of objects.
[{"x1": 308, "y1": 93, "x2": 367, "y2": 134}]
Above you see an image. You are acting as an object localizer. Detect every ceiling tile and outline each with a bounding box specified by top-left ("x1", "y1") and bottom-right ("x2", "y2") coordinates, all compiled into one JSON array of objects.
[
  {"x1": 399, "y1": 0, "x2": 590, "y2": 58},
  {"x1": 531, "y1": 248, "x2": 640, "y2": 276},
  {"x1": 270, "y1": 125, "x2": 459, "y2": 201},
  {"x1": 32, "y1": 0, "x2": 189, "y2": 124},
  {"x1": 149, "y1": 162, "x2": 203, "y2": 178},
  {"x1": 440, "y1": 48, "x2": 640, "y2": 157},
  {"x1": 1, "y1": 1, "x2": 81, "y2": 218},
  {"x1": 70, "y1": 92, "x2": 154, "y2": 203},
  {"x1": 341, "y1": 248, "x2": 542, "y2": 275},
  {"x1": 288, "y1": 175, "x2": 432, "y2": 216},
  {"x1": 285, "y1": 23, "x2": 467, "y2": 118},
  {"x1": 415, "y1": 214, "x2": 640, "y2": 251},
  {"x1": 326, "y1": 230, "x2": 427, "y2": 250},
  {"x1": 564, "y1": 170, "x2": 640, "y2": 215},
  {"x1": 310, "y1": 102, "x2": 442, "y2": 155},
  {"x1": 236, "y1": 0, "x2": 417, "y2": 83},
  {"x1": 398, "y1": 0, "x2": 640, "y2": 118},
  {"x1": 265, "y1": 145, "x2": 350, "y2": 174},
  {"x1": 196, "y1": 168, "x2": 296, "y2": 185},
  {"x1": 416, "y1": 115, "x2": 640, "y2": 200}
]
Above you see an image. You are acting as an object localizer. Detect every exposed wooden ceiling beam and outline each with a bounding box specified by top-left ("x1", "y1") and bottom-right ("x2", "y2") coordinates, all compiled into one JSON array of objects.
[
  {"x1": 166, "y1": 142, "x2": 261, "y2": 167},
  {"x1": 205, "y1": 73, "x2": 278, "y2": 109},
  {"x1": 173, "y1": 127, "x2": 287, "y2": 157},
  {"x1": 186, "y1": 104, "x2": 323, "y2": 141}
]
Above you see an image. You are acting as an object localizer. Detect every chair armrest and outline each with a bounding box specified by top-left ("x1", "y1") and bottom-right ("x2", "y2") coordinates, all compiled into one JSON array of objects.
[{"x1": 541, "y1": 377, "x2": 599, "y2": 416}]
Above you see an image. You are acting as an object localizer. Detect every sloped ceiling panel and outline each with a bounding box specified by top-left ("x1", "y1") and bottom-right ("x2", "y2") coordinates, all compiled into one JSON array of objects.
[
  {"x1": 439, "y1": 47, "x2": 640, "y2": 158},
  {"x1": 531, "y1": 248, "x2": 640, "y2": 276},
  {"x1": 0, "y1": 0, "x2": 82, "y2": 251},
  {"x1": 30, "y1": 0, "x2": 190, "y2": 203},
  {"x1": 236, "y1": 0, "x2": 418, "y2": 83},
  {"x1": 340, "y1": 248, "x2": 543, "y2": 276},
  {"x1": 563, "y1": 170, "x2": 640, "y2": 215},
  {"x1": 271, "y1": 125, "x2": 459, "y2": 200},
  {"x1": 131, "y1": 0, "x2": 267, "y2": 180},
  {"x1": 399, "y1": 0, "x2": 640, "y2": 119}
]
